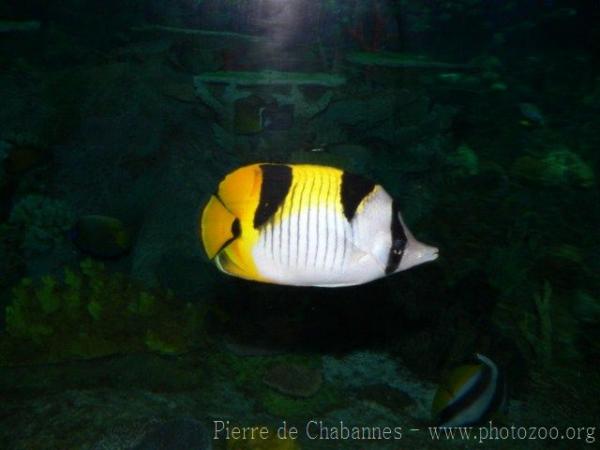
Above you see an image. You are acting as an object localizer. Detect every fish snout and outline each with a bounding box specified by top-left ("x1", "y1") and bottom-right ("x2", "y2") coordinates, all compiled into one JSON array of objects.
[{"x1": 398, "y1": 240, "x2": 439, "y2": 271}]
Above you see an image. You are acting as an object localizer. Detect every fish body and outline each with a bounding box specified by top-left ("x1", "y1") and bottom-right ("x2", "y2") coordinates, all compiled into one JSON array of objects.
[
  {"x1": 234, "y1": 95, "x2": 265, "y2": 134},
  {"x1": 432, "y1": 354, "x2": 507, "y2": 427},
  {"x1": 518, "y1": 102, "x2": 545, "y2": 126},
  {"x1": 200, "y1": 163, "x2": 438, "y2": 287},
  {"x1": 70, "y1": 215, "x2": 132, "y2": 259},
  {"x1": 0, "y1": 20, "x2": 40, "y2": 33},
  {"x1": 261, "y1": 104, "x2": 294, "y2": 131}
]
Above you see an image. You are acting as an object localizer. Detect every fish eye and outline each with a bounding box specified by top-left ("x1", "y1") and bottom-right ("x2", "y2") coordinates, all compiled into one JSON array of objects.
[
  {"x1": 392, "y1": 239, "x2": 404, "y2": 254},
  {"x1": 231, "y1": 218, "x2": 241, "y2": 237}
]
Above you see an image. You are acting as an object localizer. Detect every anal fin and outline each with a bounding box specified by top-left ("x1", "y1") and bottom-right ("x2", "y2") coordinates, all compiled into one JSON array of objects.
[{"x1": 216, "y1": 243, "x2": 255, "y2": 281}]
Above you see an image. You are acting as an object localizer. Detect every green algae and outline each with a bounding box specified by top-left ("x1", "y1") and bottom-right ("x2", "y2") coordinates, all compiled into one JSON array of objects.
[{"x1": 1, "y1": 259, "x2": 205, "y2": 365}]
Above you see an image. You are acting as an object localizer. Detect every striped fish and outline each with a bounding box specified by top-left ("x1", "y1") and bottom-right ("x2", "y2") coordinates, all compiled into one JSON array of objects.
[
  {"x1": 432, "y1": 354, "x2": 507, "y2": 427},
  {"x1": 200, "y1": 163, "x2": 438, "y2": 287}
]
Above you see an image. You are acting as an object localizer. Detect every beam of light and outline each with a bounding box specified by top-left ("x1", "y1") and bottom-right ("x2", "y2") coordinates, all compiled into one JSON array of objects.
[{"x1": 253, "y1": 0, "x2": 304, "y2": 59}]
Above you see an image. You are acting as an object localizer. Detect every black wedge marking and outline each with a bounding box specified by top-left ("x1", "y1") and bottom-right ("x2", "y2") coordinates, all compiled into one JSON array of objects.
[
  {"x1": 254, "y1": 164, "x2": 292, "y2": 229},
  {"x1": 385, "y1": 200, "x2": 407, "y2": 275},
  {"x1": 231, "y1": 218, "x2": 241, "y2": 238},
  {"x1": 211, "y1": 217, "x2": 241, "y2": 260},
  {"x1": 340, "y1": 171, "x2": 376, "y2": 221}
]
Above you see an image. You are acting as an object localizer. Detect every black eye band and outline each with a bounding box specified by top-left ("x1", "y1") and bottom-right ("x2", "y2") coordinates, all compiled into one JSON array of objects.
[{"x1": 385, "y1": 200, "x2": 407, "y2": 275}]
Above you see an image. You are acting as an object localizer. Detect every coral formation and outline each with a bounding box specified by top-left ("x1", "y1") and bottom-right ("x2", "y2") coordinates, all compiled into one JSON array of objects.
[
  {"x1": 346, "y1": 51, "x2": 474, "y2": 70},
  {"x1": 511, "y1": 148, "x2": 595, "y2": 188},
  {"x1": 194, "y1": 70, "x2": 345, "y2": 126},
  {"x1": 1, "y1": 259, "x2": 204, "y2": 365},
  {"x1": 0, "y1": 223, "x2": 24, "y2": 290},
  {"x1": 8, "y1": 195, "x2": 75, "y2": 255},
  {"x1": 446, "y1": 143, "x2": 479, "y2": 177},
  {"x1": 519, "y1": 280, "x2": 553, "y2": 369},
  {"x1": 494, "y1": 279, "x2": 583, "y2": 373},
  {"x1": 202, "y1": 349, "x2": 338, "y2": 420}
]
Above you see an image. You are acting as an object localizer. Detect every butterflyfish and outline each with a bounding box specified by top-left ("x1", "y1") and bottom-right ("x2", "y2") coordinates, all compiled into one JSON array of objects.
[
  {"x1": 432, "y1": 354, "x2": 507, "y2": 427},
  {"x1": 70, "y1": 215, "x2": 132, "y2": 259},
  {"x1": 200, "y1": 163, "x2": 438, "y2": 287}
]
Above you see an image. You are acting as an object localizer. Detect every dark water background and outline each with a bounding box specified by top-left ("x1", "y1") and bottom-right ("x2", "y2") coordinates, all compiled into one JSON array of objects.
[{"x1": 0, "y1": 1, "x2": 599, "y2": 449}]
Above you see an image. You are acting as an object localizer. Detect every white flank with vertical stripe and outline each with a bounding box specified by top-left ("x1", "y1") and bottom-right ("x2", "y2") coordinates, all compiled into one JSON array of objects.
[{"x1": 251, "y1": 188, "x2": 396, "y2": 287}]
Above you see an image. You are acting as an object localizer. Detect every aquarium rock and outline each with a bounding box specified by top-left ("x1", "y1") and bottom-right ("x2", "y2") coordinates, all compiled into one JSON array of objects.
[
  {"x1": 289, "y1": 143, "x2": 372, "y2": 173},
  {"x1": 132, "y1": 418, "x2": 211, "y2": 450},
  {"x1": 346, "y1": 51, "x2": 476, "y2": 71},
  {"x1": 263, "y1": 363, "x2": 323, "y2": 398},
  {"x1": 130, "y1": 120, "x2": 222, "y2": 293},
  {"x1": 324, "y1": 93, "x2": 395, "y2": 130},
  {"x1": 511, "y1": 148, "x2": 595, "y2": 188},
  {"x1": 132, "y1": 24, "x2": 264, "y2": 44},
  {"x1": 194, "y1": 70, "x2": 345, "y2": 126},
  {"x1": 323, "y1": 351, "x2": 436, "y2": 420},
  {"x1": 195, "y1": 70, "x2": 346, "y2": 87}
]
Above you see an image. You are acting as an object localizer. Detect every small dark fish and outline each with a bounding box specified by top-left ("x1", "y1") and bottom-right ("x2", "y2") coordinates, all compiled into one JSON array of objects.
[
  {"x1": 70, "y1": 215, "x2": 132, "y2": 259},
  {"x1": 518, "y1": 102, "x2": 545, "y2": 126},
  {"x1": 432, "y1": 354, "x2": 507, "y2": 427},
  {"x1": 4, "y1": 145, "x2": 50, "y2": 175},
  {"x1": 0, "y1": 20, "x2": 41, "y2": 33},
  {"x1": 261, "y1": 104, "x2": 294, "y2": 131},
  {"x1": 233, "y1": 95, "x2": 265, "y2": 134}
]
